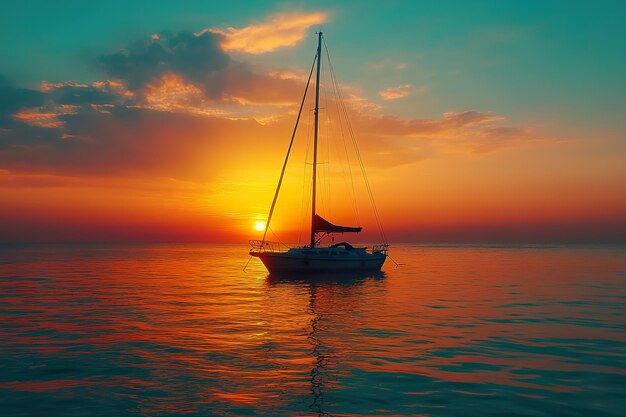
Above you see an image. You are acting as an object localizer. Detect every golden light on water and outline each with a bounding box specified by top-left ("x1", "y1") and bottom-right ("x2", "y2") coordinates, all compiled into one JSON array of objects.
[{"x1": 255, "y1": 221, "x2": 265, "y2": 231}]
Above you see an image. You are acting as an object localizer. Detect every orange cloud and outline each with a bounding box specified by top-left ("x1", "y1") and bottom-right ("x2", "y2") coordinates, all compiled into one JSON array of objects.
[
  {"x1": 379, "y1": 84, "x2": 413, "y2": 100},
  {"x1": 344, "y1": 110, "x2": 558, "y2": 166},
  {"x1": 202, "y1": 11, "x2": 328, "y2": 54},
  {"x1": 40, "y1": 81, "x2": 88, "y2": 92},
  {"x1": 131, "y1": 69, "x2": 305, "y2": 124},
  {"x1": 142, "y1": 73, "x2": 227, "y2": 116},
  {"x1": 13, "y1": 110, "x2": 62, "y2": 128},
  {"x1": 41, "y1": 80, "x2": 131, "y2": 97},
  {"x1": 12, "y1": 106, "x2": 77, "y2": 128}
]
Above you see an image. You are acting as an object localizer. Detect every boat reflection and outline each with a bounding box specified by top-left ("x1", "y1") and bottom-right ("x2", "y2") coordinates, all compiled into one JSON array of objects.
[
  {"x1": 266, "y1": 271, "x2": 386, "y2": 416},
  {"x1": 266, "y1": 270, "x2": 386, "y2": 284}
]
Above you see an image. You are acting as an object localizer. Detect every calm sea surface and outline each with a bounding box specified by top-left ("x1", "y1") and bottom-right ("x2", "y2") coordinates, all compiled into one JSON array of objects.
[{"x1": 1, "y1": 244, "x2": 625, "y2": 416}]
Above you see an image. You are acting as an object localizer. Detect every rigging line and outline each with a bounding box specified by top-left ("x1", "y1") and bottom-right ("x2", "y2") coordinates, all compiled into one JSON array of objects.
[
  {"x1": 349, "y1": 108, "x2": 388, "y2": 244},
  {"x1": 324, "y1": 42, "x2": 360, "y2": 226},
  {"x1": 299, "y1": 92, "x2": 314, "y2": 245},
  {"x1": 299, "y1": 178, "x2": 312, "y2": 246},
  {"x1": 326, "y1": 82, "x2": 355, "y2": 224},
  {"x1": 262, "y1": 53, "x2": 317, "y2": 245},
  {"x1": 324, "y1": 38, "x2": 385, "y2": 242},
  {"x1": 321, "y1": 58, "x2": 331, "y2": 219},
  {"x1": 323, "y1": 39, "x2": 376, "y2": 236},
  {"x1": 243, "y1": 255, "x2": 253, "y2": 273},
  {"x1": 268, "y1": 225, "x2": 287, "y2": 248},
  {"x1": 323, "y1": 38, "x2": 388, "y2": 244},
  {"x1": 387, "y1": 253, "x2": 403, "y2": 268},
  {"x1": 327, "y1": 96, "x2": 349, "y2": 222},
  {"x1": 323, "y1": 40, "x2": 359, "y2": 224}
]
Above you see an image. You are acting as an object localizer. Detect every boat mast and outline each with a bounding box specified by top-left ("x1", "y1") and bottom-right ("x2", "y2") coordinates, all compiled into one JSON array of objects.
[{"x1": 310, "y1": 31, "x2": 322, "y2": 248}]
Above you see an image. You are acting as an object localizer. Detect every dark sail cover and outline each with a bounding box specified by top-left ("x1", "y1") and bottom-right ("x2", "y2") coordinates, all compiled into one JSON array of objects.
[{"x1": 313, "y1": 214, "x2": 362, "y2": 233}]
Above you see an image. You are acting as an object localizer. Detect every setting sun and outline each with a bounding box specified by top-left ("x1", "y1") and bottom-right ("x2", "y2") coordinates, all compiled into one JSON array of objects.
[{"x1": 254, "y1": 221, "x2": 265, "y2": 231}]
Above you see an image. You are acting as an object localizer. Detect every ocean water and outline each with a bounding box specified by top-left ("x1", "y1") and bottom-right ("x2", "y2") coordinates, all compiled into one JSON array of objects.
[{"x1": 0, "y1": 244, "x2": 625, "y2": 417}]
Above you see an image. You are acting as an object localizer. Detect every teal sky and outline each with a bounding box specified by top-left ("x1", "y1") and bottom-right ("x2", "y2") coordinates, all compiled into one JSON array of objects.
[
  {"x1": 1, "y1": 1, "x2": 625, "y2": 243},
  {"x1": 2, "y1": 0, "x2": 625, "y2": 132}
]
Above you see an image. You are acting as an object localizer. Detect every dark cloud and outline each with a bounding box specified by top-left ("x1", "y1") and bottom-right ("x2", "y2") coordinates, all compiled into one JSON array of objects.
[
  {"x1": 0, "y1": 70, "x2": 293, "y2": 179},
  {"x1": 348, "y1": 110, "x2": 554, "y2": 161},
  {"x1": 0, "y1": 76, "x2": 44, "y2": 128},
  {"x1": 202, "y1": 62, "x2": 303, "y2": 104},
  {"x1": 98, "y1": 31, "x2": 229, "y2": 95},
  {"x1": 0, "y1": 102, "x2": 273, "y2": 178},
  {"x1": 48, "y1": 84, "x2": 121, "y2": 106},
  {"x1": 361, "y1": 111, "x2": 502, "y2": 137},
  {"x1": 97, "y1": 31, "x2": 304, "y2": 105}
]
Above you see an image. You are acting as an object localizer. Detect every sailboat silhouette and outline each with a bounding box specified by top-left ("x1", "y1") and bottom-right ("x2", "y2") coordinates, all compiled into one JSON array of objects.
[{"x1": 250, "y1": 32, "x2": 389, "y2": 274}]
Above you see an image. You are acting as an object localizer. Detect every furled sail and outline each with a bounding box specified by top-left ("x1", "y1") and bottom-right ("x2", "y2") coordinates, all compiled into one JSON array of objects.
[{"x1": 313, "y1": 214, "x2": 362, "y2": 234}]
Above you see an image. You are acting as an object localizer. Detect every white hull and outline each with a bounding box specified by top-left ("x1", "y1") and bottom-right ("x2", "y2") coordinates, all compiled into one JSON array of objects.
[{"x1": 250, "y1": 246, "x2": 386, "y2": 274}]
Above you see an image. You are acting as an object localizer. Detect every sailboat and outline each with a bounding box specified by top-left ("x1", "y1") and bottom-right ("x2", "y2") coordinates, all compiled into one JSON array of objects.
[{"x1": 249, "y1": 32, "x2": 389, "y2": 274}]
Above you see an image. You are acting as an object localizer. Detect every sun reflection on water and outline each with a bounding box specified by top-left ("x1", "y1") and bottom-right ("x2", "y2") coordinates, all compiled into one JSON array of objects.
[{"x1": 0, "y1": 244, "x2": 625, "y2": 416}]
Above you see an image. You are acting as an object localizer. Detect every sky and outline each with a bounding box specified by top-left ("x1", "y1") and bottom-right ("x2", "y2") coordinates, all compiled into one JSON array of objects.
[{"x1": 1, "y1": 0, "x2": 625, "y2": 244}]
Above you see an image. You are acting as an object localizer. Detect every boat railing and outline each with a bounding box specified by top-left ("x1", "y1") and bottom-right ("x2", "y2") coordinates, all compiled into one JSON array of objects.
[
  {"x1": 371, "y1": 244, "x2": 390, "y2": 255},
  {"x1": 249, "y1": 240, "x2": 288, "y2": 253}
]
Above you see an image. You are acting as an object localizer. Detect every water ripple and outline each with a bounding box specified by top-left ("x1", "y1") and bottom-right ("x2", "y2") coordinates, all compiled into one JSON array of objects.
[{"x1": 1, "y1": 244, "x2": 625, "y2": 416}]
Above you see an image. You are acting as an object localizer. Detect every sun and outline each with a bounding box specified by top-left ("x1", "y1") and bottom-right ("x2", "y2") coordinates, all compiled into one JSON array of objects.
[{"x1": 255, "y1": 221, "x2": 265, "y2": 231}]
